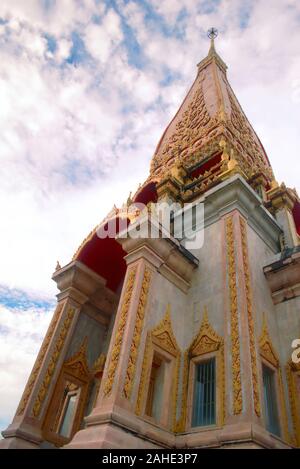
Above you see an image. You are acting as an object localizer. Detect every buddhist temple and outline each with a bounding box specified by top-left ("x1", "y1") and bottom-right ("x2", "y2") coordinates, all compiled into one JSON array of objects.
[{"x1": 1, "y1": 30, "x2": 300, "y2": 449}]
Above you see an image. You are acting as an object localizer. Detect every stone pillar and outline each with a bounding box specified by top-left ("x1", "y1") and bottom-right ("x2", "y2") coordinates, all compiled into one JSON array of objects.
[
  {"x1": 156, "y1": 174, "x2": 181, "y2": 204},
  {"x1": 248, "y1": 172, "x2": 269, "y2": 202},
  {"x1": 64, "y1": 254, "x2": 156, "y2": 447},
  {"x1": 0, "y1": 261, "x2": 108, "y2": 449},
  {"x1": 0, "y1": 299, "x2": 81, "y2": 449},
  {"x1": 267, "y1": 184, "x2": 299, "y2": 248},
  {"x1": 220, "y1": 210, "x2": 263, "y2": 442}
]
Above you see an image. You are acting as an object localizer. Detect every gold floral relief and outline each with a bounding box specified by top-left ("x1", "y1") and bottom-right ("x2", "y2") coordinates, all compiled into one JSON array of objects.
[
  {"x1": 151, "y1": 77, "x2": 212, "y2": 175},
  {"x1": 135, "y1": 306, "x2": 181, "y2": 430},
  {"x1": 286, "y1": 359, "x2": 300, "y2": 447},
  {"x1": 92, "y1": 353, "x2": 106, "y2": 376},
  {"x1": 32, "y1": 307, "x2": 75, "y2": 418},
  {"x1": 239, "y1": 217, "x2": 261, "y2": 417},
  {"x1": 123, "y1": 267, "x2": 152, "y2": 399},
  {"x1": 103, "y1": 266, "x2": 137, "y2": 397},
  {"x1": 175, "y1": 308, "x2": 225, "y2": 432},
  {"x1": 259, "y1": 319, "x2": 279, "y2": 368},
  {"x1": 62, "y1": 337, "x2": 90, "y2": 381},
  {"x1": 259, "y1": 319, "x2": 290, "y2": 443},
  {"x1": 16, "y1": 302, "x2": 65, "y2": 416},
  {"x1": 226, "y1": 215, "x2": 242, "y2": 414}
]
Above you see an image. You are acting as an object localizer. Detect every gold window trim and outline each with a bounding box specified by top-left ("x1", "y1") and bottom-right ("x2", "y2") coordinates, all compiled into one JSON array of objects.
[
  {"x1": 135, "y1": 305, "x2": 180, "y2": 431},
  {"x1": 286, "y1": 359, "x2": 300, "y2": 447},
  {"x1": 56, "y1": 387, "x2": 81, "y2": 438},
  {"x1": 259, "y1": 319, "x2": 290, "y2": 443},
  {"x1": 41, "y1": 339, "x2": 105, "y2": 447},
  {"x1": 175, "y1": 308, "x2": 225, "y2": 433}
]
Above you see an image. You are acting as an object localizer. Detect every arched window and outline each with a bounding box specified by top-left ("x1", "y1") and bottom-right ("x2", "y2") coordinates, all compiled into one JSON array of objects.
[
  {"x1": 259, "y1": 319, "x2": 289, "y2": 441},
  {"x1": 42, "y1": 339, "x2": 106, "y2": 447},
  {"x1": 176, "y1": 309, "x2": 225, "y2": 432},
  {"x1": 135, "y1": 307, "x2": 180, "y2": 430}
]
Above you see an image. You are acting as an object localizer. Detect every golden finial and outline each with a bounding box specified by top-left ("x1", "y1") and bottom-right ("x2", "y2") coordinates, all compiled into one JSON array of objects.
[
  {"x1": 207, "y1": 27, "x2": 218, "y2": 55},
  {"x1": 127, "y1": 191, "x2": 132, "y2": 206}
]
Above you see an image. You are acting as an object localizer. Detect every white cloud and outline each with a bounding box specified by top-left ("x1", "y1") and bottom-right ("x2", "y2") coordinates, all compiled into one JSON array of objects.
[
  {"x1": 0, "y1": 0, "x2": 300, "y2": 434},
  {"x1": 55, "y1": 37, "x2": 73, "y2": 62},
  {"x1": 84, "y1": 9, "x2": 123, "y2": 63},
  {"x1": 0, "y1": 0, "x2": 298, "y2": 298},
  {"x1": 0, "y1": 0, "x2": 298, "y2": 285}
]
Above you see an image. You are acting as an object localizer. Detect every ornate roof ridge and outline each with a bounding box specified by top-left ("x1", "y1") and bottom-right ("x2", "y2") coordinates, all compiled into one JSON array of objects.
[{"x1": 150, "y1": 32, "x2": 273, "y2": 185}]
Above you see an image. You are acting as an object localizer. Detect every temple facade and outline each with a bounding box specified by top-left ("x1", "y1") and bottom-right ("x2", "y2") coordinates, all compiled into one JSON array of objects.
[{"x1": 1, "y1": 35, "x2": 300, "y2": 449}]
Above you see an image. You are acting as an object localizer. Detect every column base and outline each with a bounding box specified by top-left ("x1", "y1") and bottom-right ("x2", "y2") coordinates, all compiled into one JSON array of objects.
[
  {"x1": 64, "y1": 422, "x2": 162, "y2": 449},
  {"x1": 0, "y1": 422, "x2": 42, "y2": 449}
]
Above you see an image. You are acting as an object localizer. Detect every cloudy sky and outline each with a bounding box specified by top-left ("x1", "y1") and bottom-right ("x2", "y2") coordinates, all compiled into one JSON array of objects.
[{"x1": 0, "y1": 0, "x2": 299, "y2": 434}]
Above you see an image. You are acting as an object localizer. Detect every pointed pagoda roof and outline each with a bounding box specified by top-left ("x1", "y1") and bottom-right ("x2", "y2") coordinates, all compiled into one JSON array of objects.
[{"x1": 150, "y1": 31, "x2": 273, "y2": 183}]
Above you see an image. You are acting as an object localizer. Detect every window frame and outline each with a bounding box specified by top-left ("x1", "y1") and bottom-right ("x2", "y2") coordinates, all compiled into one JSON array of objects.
[
  {"x1": 41, "y1": 340, "x2": 92, "y2": 447},
  {"x1": 135, "y1": 309, "x2": 181, "y2": 431},
  {"x1": 258, "y1": 320, "x2": 289, "y2": 441},
  {"x1": 187, "y1": 351, "x2": 220, "y2": 431},
  {"x1": 261, "y1": 359, "x2": 281, "y2": 438},
  {"x1": 57, "y1": 387, "x2": 82, "y2": 438},
  {"x1": 142, "y1": 345, "x2": 175, "y2": 428}
]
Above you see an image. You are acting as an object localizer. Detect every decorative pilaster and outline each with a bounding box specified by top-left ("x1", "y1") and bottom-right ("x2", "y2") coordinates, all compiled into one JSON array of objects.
[
  {"x1": 1, "y1": 260, "x2": 111, "y2": 449},
  {"x1": 102, "y1": 266, "x2": 137, "y2": 397},
  {"x1": 16, "y1": 301, "x2": 65, "y2": 417},
  {"x1": 286, "y1": 359, "x2": 300, "y2": 446},
  {"x1": 123, "y1": 267, "x2": 152, "y2": 399},
  {"x1": 240, "y1": 217, "x2": 261, "y2": 417},
  {"x1": 32, "y1": 307, "x2": 76, "y2": 417},
  {"x1": 267, "y1": 183, "x2": 299, "y2": 248},
  {"x1": 1, "y1": 298, "x2": 79, "y2": 449},
  {"x1": 225, "y1": 215, "x2": 242, "y2": 415}
]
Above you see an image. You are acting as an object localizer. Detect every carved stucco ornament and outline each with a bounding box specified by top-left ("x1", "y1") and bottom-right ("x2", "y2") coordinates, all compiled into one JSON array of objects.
[
  {"x1": 259, "y1": 317, "x2": 290, "y2": 443},
  {"x1": 135, "y1": 305, "x2": 181, "y2": 431},
  {"x1": 175, "y1": 308, "x2": 225, "y2": 432}
]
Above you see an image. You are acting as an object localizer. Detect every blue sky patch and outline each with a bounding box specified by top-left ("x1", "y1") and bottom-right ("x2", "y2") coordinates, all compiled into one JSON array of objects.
[
  {"x1": 0, "y1": 285, "x2": 54, "y2": 311},
  {"x1": 41, "y1": 0, "x2": 57, "y2": 11},
  {"x1": 67, "y1": 31, "x2": 89, "y2": 65},
  {"x1": 44, "y1": 33, "x2": 57, "y2": 53}
]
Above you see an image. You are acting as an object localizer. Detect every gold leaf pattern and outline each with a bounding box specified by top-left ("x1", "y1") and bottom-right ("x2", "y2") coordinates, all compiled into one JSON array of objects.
[
  {"x1": 175, "y1": 309, "x2": 225, "y2": 432},
  {"x1": 32, "y1": 307, "x2": 76, "y2": 418},
  {"x1": 123, "y1": 267, "x2": 151, "y2": 399},
  {"x1": 103, "y1": 267, "x2": 137, "y2": 397},
  {"x1": 240, "y1": 217, "x2": 261, "y2": 417},
  {"x1": 16, "y1": 303, "x2": 64, "y2": 416},
  {"x1": 226, "y1": 216, "x2": 242, "y2": 414}
]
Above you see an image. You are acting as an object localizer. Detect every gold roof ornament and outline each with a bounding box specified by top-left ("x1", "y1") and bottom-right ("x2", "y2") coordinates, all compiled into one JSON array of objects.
[{"x1": 150, "y1": 29, "x2": 273, "y2": 185}]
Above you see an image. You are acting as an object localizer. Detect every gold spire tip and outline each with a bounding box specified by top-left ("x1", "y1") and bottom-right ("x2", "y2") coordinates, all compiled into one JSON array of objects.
[{"x1": 207, "y1": 27, "x2": 218, "y2": 55}]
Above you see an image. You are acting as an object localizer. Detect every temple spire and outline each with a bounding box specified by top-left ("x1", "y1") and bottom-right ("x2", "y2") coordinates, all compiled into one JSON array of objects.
[{"x1": 151, "y1": 28, "x2": 272, "y2": 184}]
